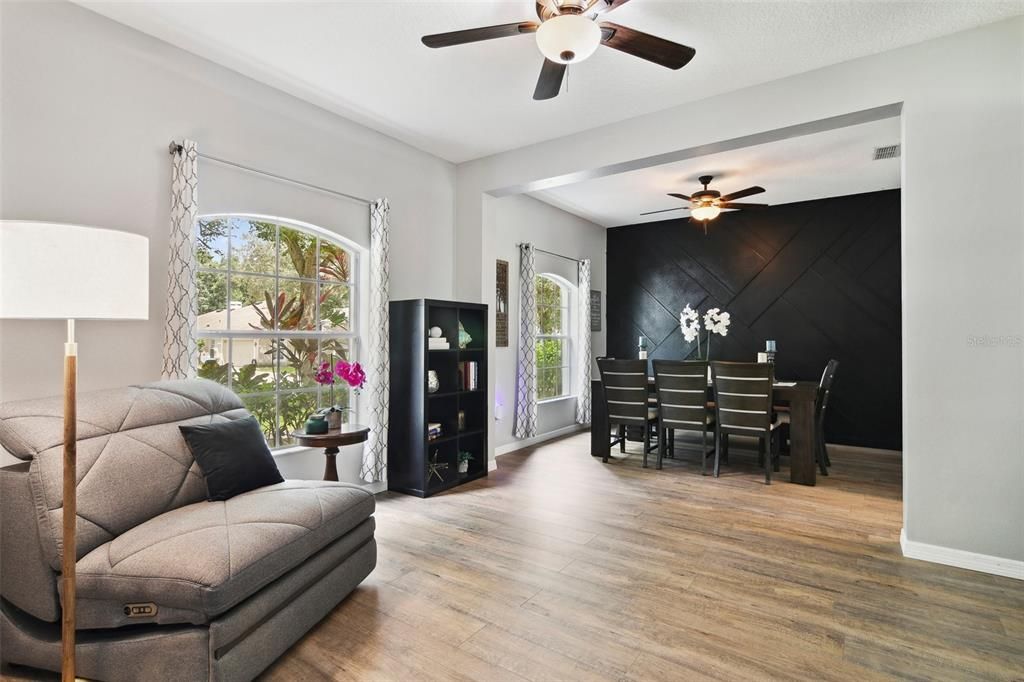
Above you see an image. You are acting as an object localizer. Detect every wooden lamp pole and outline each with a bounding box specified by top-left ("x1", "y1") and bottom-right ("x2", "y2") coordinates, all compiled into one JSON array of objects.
[{"x1": 62, "y1": 319, "x2": 77, "y2": 682}]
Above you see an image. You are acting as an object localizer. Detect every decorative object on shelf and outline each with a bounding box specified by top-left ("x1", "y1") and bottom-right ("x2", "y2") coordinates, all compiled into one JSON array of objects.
[
  {"x1": 638, "y1": 335, "x2": 648, "y2": 360},
  {"x1": 458, "y1": 320, "x2": 472, "y2": 349},
  {"x1": 458, "y1": 360, "x2": 480, "y2": 390},
  {"x1": 304, "y1": 415, "x2": 329, "y2": 435},
  {"x1": 429, "y1": 326, "x2": 443, "y2": 338},
  {"x1": 427, "y1": 450, "x2": 448, "y2": 484},
  {"x1": 765, "y1": 339, "x2": 777, "y2": 365},
  {"x1": 590, "y1": 289, "x2": 602, "y2": 332},
  {"x1": 496, "y1": 259, "x2": 509, "y2": 347},
  {"x1": 679, "y1": 303, "x2": 731, "y2": 360},
  {"x1": 428, "y1": 335, "x2": 450, "y2": 350},
  {"x1": 457, "y1": 451, "x2": 473, "y2": 475},
  {"x1": 0, "y1": 221, "x2": 150, "y2": 680},
  {"x1": 427, "y1": 369, "x2": 440, "y2": 393},
  {"x1": 458, "y1": 410, "x2": 466, "y2": 432}
]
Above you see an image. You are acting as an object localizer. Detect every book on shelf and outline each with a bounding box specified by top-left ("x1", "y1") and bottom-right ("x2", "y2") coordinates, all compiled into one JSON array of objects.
[
  {"x1": 427, "y1": 422, "x2": 443, "y2": 440},
  {"x1": 428, "y1": 338, "x2": 450, "y2": 350},
  {"x1": 457, "y1": 361, "x2": 479, "y2": 391}
]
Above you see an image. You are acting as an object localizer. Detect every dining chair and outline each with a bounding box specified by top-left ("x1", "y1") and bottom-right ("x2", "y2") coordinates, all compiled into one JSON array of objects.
[
  {"x1": 776, "y1": 358, "x2": 839, "y2": 476},
  {"x1": 651, "y1": 360, "x2": 714, "y2": 472},
  {"x1": 710, "y1": 361, "x2": 782, "y2": 484},
  {"x1": 597, "y1": 358, "x2": 659, "y2": 467},
  {"x1": 814, "y1": 359, "x2": 840, "y2": 472}
]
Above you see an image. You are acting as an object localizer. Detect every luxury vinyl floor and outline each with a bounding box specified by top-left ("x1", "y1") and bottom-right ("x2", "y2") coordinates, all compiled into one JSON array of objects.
[
  {"x1": 262, "y1": 433, "x2": 1024, "y2": 682},
  {"x1": 4, "y1": 433, "x2": 1022, "y2": 681}
]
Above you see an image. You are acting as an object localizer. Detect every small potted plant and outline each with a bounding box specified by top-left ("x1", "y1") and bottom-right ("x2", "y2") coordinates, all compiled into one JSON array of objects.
[
  {"x1": 314, "y1": 355, "x2": 367, "y2": 429},
  {"x1": 457, "y1": 451, "x2": 474, "y2": 475}
]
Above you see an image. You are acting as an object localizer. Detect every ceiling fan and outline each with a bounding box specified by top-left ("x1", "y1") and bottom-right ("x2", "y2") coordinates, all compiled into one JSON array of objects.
[
  {"x1": 421, "y1": 0, "x2": 696, "y2": 100},
  {"x1": 641, "y1": 175, "x2": 768, "y2": 234}
]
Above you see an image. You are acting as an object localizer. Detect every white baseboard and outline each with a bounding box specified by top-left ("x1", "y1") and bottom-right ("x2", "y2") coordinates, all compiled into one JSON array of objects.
[
  {"x1": 494, "y1": 424, "x2": 586, "y2": 458},
  {"x1": 900, "y1": 528, "x2": 1024, "y2": 580}
]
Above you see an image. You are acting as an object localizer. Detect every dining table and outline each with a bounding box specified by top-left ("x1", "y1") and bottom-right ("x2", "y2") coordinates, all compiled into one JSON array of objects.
[{"x1": 590, "y1": 377, "x2": 820, "y2": 485}]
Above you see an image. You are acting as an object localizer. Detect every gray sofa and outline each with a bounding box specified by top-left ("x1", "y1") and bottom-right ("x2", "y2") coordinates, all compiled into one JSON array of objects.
[{"x1": 0, "y1": 379, "x2": 376, "y2": 681}]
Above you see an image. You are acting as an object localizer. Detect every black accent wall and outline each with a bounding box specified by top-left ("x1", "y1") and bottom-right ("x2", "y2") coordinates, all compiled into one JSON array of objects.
[{"x1": 607, "y1": 189, "x2": 901, "y2": 450}]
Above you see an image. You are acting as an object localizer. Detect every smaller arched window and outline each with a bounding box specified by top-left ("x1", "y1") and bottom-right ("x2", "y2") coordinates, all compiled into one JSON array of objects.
[{"x1": 536, "y1": 274, "x2": 572, "y2": 401}]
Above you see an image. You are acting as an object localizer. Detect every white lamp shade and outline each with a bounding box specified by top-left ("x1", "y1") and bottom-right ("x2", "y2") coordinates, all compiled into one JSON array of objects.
[
  {"x1": 0, "y1": 221, "x2": 149, "y2": 320},
  {"x1": 536, "y1": 14, "x2": 601, "y2": 64}
]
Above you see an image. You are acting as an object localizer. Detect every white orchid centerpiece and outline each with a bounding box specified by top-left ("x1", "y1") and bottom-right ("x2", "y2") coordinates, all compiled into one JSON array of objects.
[
  {"x1": 703, "y1": 308, "x2": 731, "y2": 337},
  {"x1": 679, "y1": 304, "x2": 731, "y2": 360},
  {"x1": 680, "y1": 305, "x2": 700, "y2": 343}
]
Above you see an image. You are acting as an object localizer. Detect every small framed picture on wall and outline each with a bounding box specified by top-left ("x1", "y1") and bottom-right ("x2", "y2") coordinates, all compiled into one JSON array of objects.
[
  {"x1": 496, "y1": 259, "x2": 509, "y2": 347},
  {"x1": 590, "y1": 290, "x2": 602, "y2": 331}
]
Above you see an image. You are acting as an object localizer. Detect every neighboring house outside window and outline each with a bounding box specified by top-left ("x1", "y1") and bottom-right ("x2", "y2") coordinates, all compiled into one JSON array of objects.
[
  {"x1": 195, "y1": 215, "x2": 357, "y2": 447},
  {"x1": 536, "y1": 274, "x2": 573, "y2": 401}
]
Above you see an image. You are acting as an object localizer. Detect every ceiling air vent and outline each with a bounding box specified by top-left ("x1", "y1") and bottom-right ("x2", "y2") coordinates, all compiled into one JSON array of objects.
[{"x1": 873, "y1": 144, "x2": 901, "y2": 160}]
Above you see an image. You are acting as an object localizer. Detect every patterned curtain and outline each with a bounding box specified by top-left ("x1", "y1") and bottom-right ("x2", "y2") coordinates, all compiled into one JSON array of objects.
[
  {"x1": 361, "y1": 199, "x2": 390, "y2": 483},
  {"x1": 514, "y1": 243, "x2": 537, "y2": 439},
  {"x1": 575, "y1": 259, "x2": 592, "y2": 424},
  {"x1": 161, "y1": 140, "x2": 199, "y2": 379}
]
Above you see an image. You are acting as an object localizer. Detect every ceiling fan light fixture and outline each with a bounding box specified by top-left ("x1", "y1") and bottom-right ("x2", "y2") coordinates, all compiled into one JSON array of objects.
[
  {"x1": 691, "y1": 204, "x2": 721, "y2": 221},
  {"x1": 536, "y1": 14, "x2": 601, "y2": 64}
]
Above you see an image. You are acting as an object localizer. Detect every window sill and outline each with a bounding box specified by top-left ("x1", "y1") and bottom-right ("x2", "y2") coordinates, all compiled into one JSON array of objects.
[
  {"x1": 271, "y1": 445, "x2": 311, "y2": 458},
  {"x1": 538, "y1": 394, "x2": 577, "y2": 406}
]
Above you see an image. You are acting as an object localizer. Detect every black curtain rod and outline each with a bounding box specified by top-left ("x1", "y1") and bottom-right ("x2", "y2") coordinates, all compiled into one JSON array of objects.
[
  {"x1": 169, "y1": 142, "x2": 372, "y2": 206},
  {"x1": 519, "y1": 244, "x2": 585, "y2": 264}
]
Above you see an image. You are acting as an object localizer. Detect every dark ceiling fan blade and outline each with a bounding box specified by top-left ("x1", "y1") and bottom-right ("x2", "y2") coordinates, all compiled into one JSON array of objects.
[
  {"x1": 718, "y1": 186, "x2": 765, "y2": 203},
  {"x1": 599, "y1": 22, "x2": 696, "y2": 70},
  {"x1": 641, "y1": 207, "x2": 686, "y2": 216},
  {"x1": 585, "y1": 0, "x2": 632, "y2": 17},
  {"x1": 667, "y1": 192, "x2": 691, "y2": 201},
  {"x1": 534, "y1": 59, "x2": 567, "y2": 100},
  {"x1": 422, "y1": 21, "x2": 538, "y2": 48},
  {"x1": 720, "y1": 202, "x2": 769, "y2": 209}
]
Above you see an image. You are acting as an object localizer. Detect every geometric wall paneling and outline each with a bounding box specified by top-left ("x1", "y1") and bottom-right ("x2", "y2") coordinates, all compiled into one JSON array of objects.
[{"x1": 608, "y1": 189, "x2": 901, "y2": 449}]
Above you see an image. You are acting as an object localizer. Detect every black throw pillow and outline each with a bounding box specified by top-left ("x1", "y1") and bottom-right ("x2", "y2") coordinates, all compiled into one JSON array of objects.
[{"x1": 179, "y1": 416, "x2": 284, "y2": 501}]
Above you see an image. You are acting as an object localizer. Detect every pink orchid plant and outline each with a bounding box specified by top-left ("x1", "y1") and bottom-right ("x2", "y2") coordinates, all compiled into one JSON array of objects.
[{"x1": 314, "y1": 357, "x2": 367, "y2": 412}]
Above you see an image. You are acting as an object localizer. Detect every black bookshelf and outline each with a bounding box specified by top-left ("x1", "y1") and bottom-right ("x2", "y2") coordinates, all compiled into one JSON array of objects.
[{"x1": 387, "y1": 299, "x2": 488, "y2": 497}]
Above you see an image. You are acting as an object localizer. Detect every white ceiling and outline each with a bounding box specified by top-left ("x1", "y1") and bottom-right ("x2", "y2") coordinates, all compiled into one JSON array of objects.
[
  {"x1": 78, "y1": 1, "x2": 1023, "y2": 163},
  {"x1": 530, "y1": 117, "x2": 902, "y2": 227}
]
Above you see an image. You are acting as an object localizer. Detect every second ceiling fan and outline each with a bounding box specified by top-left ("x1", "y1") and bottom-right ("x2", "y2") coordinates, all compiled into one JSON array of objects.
[
  {"x1": 421, "y1": 0, "x2": 696, "y2": 100},
  {"x1": 642, "y1": 175, "x2": 768, "y2": 234}
]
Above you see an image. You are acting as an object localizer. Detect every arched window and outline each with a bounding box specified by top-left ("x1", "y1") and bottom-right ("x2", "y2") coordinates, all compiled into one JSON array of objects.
[
  {"x1": 536, "y1": 274, "x2": 573, "y2": 401},
  {"x1": 195, "y1": 215, "x2": 358, "y2": 447}
]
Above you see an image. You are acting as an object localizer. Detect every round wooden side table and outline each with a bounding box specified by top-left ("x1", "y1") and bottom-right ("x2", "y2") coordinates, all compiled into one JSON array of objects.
[{"x1": 289, "y1": 424, "x2": 370, "y2": 482}]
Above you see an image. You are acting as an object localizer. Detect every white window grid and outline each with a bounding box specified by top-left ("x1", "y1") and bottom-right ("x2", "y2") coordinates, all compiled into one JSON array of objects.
[
  {"x1": 195, "y1": 215, "x2": 359, "y2": 447},
  {"x1": 535, "y1": 275, "x2": 573, "y2": 401}
]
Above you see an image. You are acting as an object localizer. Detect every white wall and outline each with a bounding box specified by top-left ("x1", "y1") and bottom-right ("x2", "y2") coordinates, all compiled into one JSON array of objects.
[
  {"x1": 0, "y1": 1, "x2": 456, "y2": 477},
  {"x1": 456, "y1": 18, "x2": 1024, "y2": 568},
  {"x1": 491, "y1": 194, "x2": 606, "y2": 454}
]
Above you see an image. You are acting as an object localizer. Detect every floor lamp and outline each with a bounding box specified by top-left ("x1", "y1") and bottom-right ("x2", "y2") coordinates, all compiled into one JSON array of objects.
[{"x1": 0, "y1": 221, "x2": 149, "y2": 681}]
